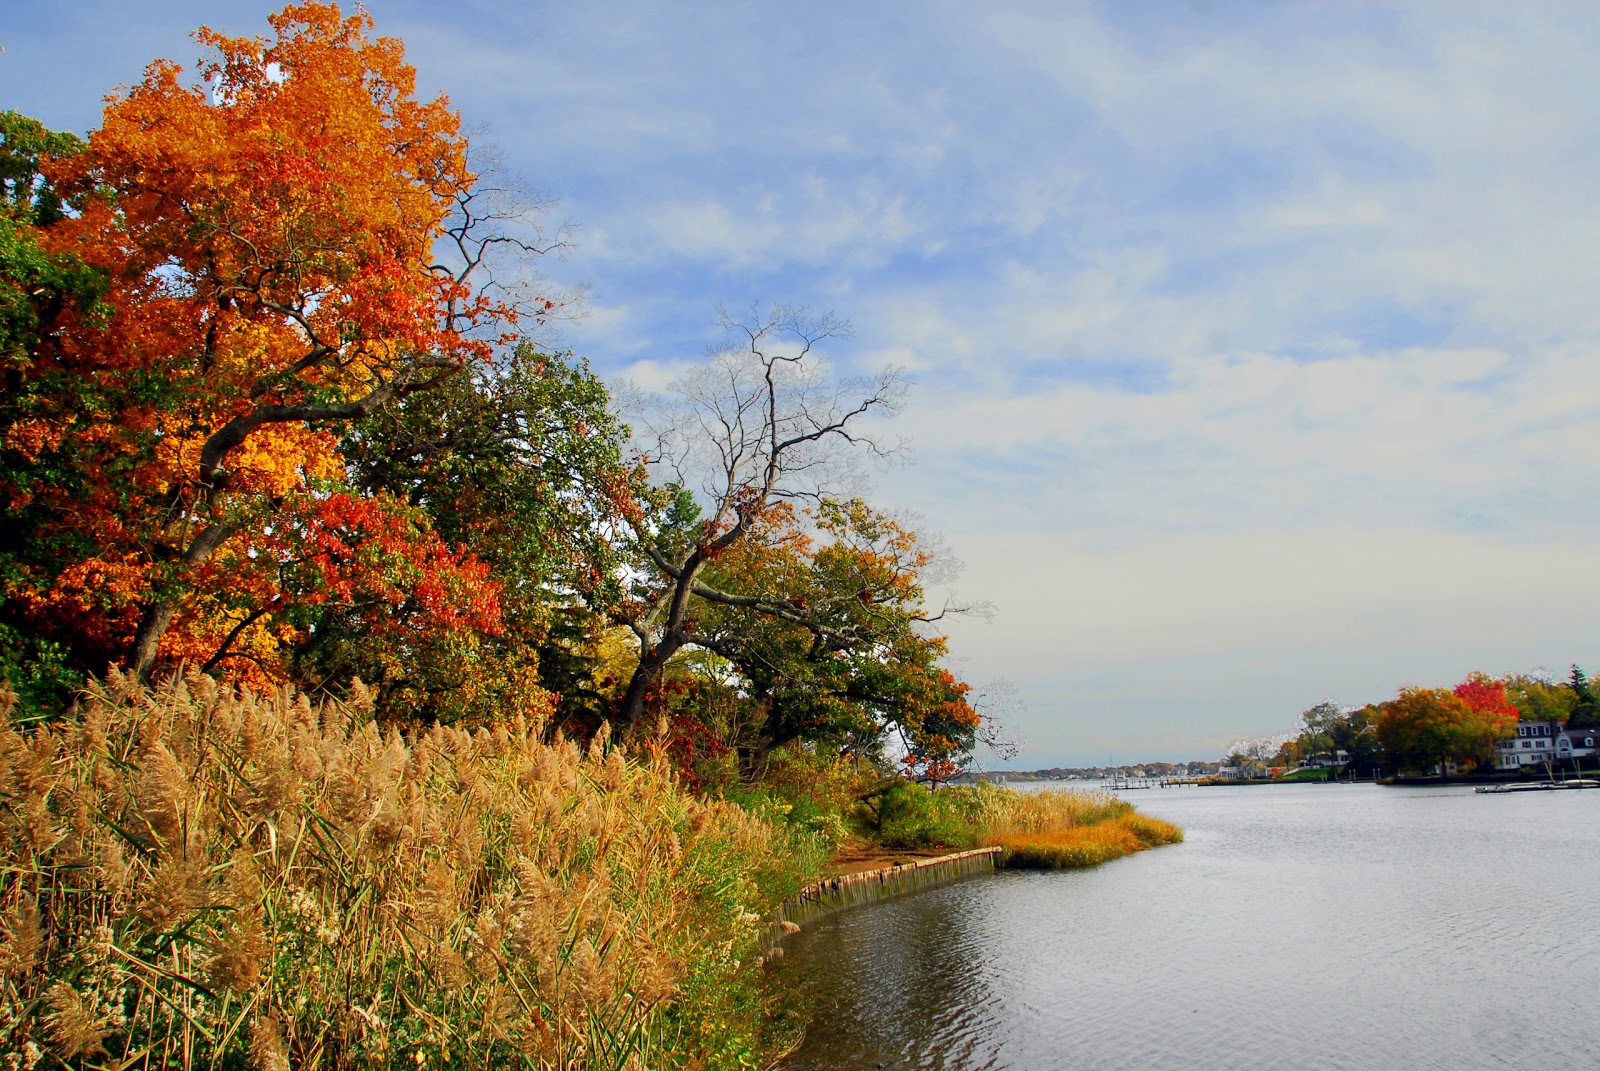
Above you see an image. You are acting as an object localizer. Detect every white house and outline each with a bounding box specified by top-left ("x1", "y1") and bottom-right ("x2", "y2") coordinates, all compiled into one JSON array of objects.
[
  {"x1": 1496, "y1": 720, "x2": 1558, "y2": 770},
  {"x1": 1556, "y1": 724, "x2": 1598, "y2": 770},
  {"x1": 1495, "y1": 720, "x2": 1598, "y2": 771}
]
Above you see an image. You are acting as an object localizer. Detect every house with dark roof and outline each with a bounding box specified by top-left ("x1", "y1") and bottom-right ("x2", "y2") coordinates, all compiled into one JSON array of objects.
[
  {"x1": 1557, "y1": 725, "x2": 1598, "y2": 768},
  {"x1": 1494, "y1": 720, "x2": 1598, "y2": 772}
]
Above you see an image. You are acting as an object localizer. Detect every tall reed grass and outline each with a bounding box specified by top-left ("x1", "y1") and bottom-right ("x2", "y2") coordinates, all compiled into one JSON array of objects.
[{"x1": 0, "y1": 671, "x2": 826, "y2": 1070}]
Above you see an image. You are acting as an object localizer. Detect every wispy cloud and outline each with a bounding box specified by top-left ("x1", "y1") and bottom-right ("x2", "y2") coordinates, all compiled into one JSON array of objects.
[{"x1": 7, "y1": 0, "x2": 1600, "y2": 762}]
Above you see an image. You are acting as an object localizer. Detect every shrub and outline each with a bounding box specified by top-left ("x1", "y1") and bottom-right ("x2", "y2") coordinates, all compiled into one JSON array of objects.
[
  {"x1": 725, "y1": 746, "x2": 877, "y2": 848},
  {"x1": 0, "y1": 671, "x2": 826, "y2": 1070},
  {"x1": 870, "y1": 781, "x2": 982, "y2": 850}
]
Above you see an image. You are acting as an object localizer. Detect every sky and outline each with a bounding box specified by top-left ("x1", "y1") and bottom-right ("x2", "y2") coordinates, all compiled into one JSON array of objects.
[{"x1": 6, "y1": 1, "x2": 1600, "y2": 766}]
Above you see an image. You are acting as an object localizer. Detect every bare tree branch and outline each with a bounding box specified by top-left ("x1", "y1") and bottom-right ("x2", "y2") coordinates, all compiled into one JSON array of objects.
[{"x1": 610, "y1": 304, "x2": 913, "y2": 731}]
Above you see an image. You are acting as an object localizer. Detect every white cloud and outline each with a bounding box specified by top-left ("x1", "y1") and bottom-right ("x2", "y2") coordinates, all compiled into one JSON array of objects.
[
  {"x1": 12, "y1": 0, "x2": 1600, "y2": 763},
  {"x1": 610, "y1": 358, "x2": 701, "y2": 394},
  {"x1": 888, "y1": 340, "x2": 1600, "y2": 538}
]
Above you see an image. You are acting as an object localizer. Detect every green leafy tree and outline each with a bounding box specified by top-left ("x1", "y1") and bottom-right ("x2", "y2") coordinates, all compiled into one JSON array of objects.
[
  {"x1": 0, "y1": 111, "x2": 107, "y2": 715},
  {"x1": 1296, "y1": 700, "x2": 1342, "y2": 763},
  {"x1": 664, "y1": 497, "x2": 983, "y2": 783},
  {"x1": 1334, "y1": 704, "x2": 1383, "y2": 777},
  {"x1": 0, "y1": 110, "x2": 98, "y2": 355},
  {"x1": 309, "y1": 345, "x2": 642, "y2": 723},
  {"x1": 613, "y1": 305, "x2": 908, "y2": 735},
  {"x1": 1504, "y1": 673, "x2": 1578, "y2": 724}
]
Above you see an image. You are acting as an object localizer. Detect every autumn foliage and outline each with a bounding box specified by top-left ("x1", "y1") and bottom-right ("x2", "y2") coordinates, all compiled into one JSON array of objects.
[
  {"x1": 3, "y1": 3, "x2": 512, "y2": 698},
  {"x1": 0, "y1": 6, "x2": 1093, "y2": 1070},
  {"x1": 669, "y1": 497, "x2": 983, "y2": 783},
  {"x1": 1452, "y1": 672, "x2": 1520, "y2": 722},
  {"x1": 1372, "y1": 674, "x2": 1522, "y2": 774},
  {"x1": 4, "y1": 2, "x2": 1002, "y2": 794},
  {"x1": 2, "y1": 3, "x2": 1000, "y2": 795}
]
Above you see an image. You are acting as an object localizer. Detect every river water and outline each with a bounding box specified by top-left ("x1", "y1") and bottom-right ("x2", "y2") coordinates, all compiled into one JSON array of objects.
[{"x1": 774, "y1": 782, "x2": 1600, "y2": 1071}]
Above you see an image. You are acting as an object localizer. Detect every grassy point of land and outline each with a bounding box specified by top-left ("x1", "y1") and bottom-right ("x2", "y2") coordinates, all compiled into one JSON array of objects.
[{"x1": 859, "y1": 781, "x2": 1183, "y2": 871}]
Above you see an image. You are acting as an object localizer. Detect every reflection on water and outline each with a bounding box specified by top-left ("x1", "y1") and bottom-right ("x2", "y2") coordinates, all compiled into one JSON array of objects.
[{"x1": 774, "y1": 783, "x2": 1600, "y2": 1071}]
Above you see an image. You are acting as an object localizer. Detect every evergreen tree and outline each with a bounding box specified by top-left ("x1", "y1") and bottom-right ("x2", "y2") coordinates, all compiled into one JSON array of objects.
[{"x1": 1568, "y1": 664, "x2": 1599, "y2": 729}]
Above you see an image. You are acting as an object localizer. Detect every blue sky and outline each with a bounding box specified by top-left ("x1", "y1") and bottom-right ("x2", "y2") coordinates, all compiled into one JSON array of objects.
[{"x1": 7, "y1": 1, "x2": 1600, "y2": 765}]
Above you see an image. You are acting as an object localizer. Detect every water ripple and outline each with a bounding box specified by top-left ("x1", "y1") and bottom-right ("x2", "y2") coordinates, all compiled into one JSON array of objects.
[{"x1": 775, "y1": 784, "x2": 1600, "y2": 1071}]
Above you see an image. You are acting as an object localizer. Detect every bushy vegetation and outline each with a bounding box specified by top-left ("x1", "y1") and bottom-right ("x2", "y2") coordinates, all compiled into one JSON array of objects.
[
  {"x1": 992, "y1": 810, "x2": 1184, "y2": 869},
  {"x1": 870, "y1": 781, "x2": 988, "y2": 850},
  {"x1": 0, "y1": 672, "x2": 828, "y2": 1070}
]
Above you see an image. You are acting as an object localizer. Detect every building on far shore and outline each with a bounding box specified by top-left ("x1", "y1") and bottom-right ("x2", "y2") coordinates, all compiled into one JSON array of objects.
[{"x1": 1494, "y1": 720, "x2": 1598, "y2": 771}]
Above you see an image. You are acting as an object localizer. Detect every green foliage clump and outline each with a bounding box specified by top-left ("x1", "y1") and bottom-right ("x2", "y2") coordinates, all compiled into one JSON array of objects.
[
  {"x1": 715, "y1": 744, "x2": 873, "y2": 850},
  {"x1": 871, "y1": 781, "x2": 984, "y2": 850},
  {"x1": 0, "y1": 623, "x2": 82, "y2": 723},
  {"x1": 1567, "y1": 665, "x2": 1599, "y2": 730}
]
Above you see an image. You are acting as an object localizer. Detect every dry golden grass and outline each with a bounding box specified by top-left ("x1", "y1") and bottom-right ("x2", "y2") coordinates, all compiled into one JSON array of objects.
[
  {"x1": 973, "y1": 787, "x2": 1184, "y2": 869},
  {"x1": 864, "y1": 781, "x2": 1183, "y2": 869},
  {"x1": 0, "y1": 671, "x2": 823, "y2": 1070}
]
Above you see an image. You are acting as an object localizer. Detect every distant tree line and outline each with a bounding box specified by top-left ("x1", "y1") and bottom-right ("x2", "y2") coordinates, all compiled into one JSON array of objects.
[{"x1": 1233, "y1": 667, "x2": 1599, "y2": 777}]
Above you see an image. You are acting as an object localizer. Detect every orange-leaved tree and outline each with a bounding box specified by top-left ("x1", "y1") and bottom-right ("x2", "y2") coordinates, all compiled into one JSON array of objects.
[
  {"x1": 1375, "y1": 676, "x2": 1517, "y2": 775},
  {"x1": 4, "y1": 4, "x2": 538, "y2": 687}
]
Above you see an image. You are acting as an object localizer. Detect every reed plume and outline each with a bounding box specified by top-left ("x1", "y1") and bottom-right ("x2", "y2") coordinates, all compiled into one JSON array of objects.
[{"x1": 0, "y1": 670, "x2": 826, "y2": 1069}]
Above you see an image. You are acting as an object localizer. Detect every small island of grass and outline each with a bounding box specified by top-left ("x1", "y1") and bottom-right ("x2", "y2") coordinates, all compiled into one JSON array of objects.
[{"x1": 857, "y1": 779, "x2": 1183, "y2": 870}]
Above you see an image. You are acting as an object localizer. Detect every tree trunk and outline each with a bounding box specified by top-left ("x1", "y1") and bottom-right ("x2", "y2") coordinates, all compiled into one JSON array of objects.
[
  {"x1": 126, "y1": 520, "x2": 235, "y2": 682},
  {"x1": 736, "y1": 741, "x2": 772, "y2": 786},
  {"x1": 129, "y1": 602, "x2": 178, "y2": 683},
  {"x1": 614, "y1": 549, "x2": 707, "y2": 735},
  {"x1": 614, "y1": 634, "x2": 686, "y2": 735},
  {"x1": 736, "y1": 717, "x2": 802, "y2": 787}
]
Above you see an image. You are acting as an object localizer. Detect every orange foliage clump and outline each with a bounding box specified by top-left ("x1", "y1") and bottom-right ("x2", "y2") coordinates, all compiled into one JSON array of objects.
[{"x1": 8, "y1": 4, "x2": 511, "y2": 682}]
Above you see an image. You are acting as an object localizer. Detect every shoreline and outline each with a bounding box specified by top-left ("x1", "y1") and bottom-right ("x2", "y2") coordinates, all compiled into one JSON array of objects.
[{"x1": 768, "y1": 847, "x2": 1003, "y2": 943}]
